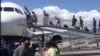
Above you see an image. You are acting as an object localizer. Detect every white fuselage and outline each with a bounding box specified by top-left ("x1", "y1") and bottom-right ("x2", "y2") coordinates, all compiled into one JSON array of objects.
[{"x1": 1, "y1": 2, "x2": 27, "y2": 36}]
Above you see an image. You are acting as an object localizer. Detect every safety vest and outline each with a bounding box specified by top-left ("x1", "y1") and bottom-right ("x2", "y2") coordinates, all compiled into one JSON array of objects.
[{"x1": 47, "y1": 47, "x2": 59, "y2": 56}]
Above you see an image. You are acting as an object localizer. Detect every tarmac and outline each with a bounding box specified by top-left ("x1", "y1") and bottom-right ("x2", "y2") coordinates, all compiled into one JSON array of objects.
[{"x1": 34, "y1": 39, "x2": 100, "y2": 56}]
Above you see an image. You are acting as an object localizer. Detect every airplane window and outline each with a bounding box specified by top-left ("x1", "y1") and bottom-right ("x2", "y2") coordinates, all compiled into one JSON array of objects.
[
  {"x1": 15, "y1": 8, "x2": 20, "y2": 14},
  {"x1": 18, "y1": 9, "x2": 23, "y2": 15},
  {"x1": 15, "y1": 8, "x2": 23, "y2": 15},
  {"x1": 4, "y1": 7, "x2": 14, "y2": 11},
  {"x1": 0, "y1": 7, "x2": 2, "y2": 11}
]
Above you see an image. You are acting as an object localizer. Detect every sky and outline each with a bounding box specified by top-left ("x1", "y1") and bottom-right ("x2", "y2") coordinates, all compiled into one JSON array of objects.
[
  {"x1": 1, "y1": 0, "x2": 100, "y2": 12},
  {"x1": 1, "y1": 0, "x2": 100, "y2": 29}
]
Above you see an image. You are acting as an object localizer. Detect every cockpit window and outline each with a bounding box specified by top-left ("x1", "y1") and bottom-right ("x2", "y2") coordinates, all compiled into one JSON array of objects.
[
  {"x1": 15, "y1": 8, "x2": 20, "y2": 13},
  {"x1": 18, "y1": 9, "x2": 23, "y2": 15},
  {"x1": 15, "y1": 8, "x2": 23, "y2": 15},
  {"x1": 4, "y1": 7, "x2": 14, "y2": 11}
]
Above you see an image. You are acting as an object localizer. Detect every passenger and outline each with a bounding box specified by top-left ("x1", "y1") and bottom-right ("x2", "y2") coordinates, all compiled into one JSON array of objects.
[
  {"x1": 93, "y1": 18, "x2": 97, "y2": 33},
  {"x1": 25, "y1": 12, "x2": 32, "y2": 28},
  {"x1": 43, "y1": 40, "x2": 59, "y2": 56},
  {"x1": 13, "y1": 38, "x2": 30, "y2": 56},
  {"x1": 43, "y1": 10, "x2": 49, "y2": 26},
  {"x1": 79, "y1": 16, "x2": 83, "y2": 30},
  {"x1": 72, "y1": 15, "x2": 77, "y2": 28},
  {"x1": 31, "y1": 11, "x2": 38, "y2": 26},
  {"x1": 55, "y1": 16, "x2": 61, "y2": 27}
]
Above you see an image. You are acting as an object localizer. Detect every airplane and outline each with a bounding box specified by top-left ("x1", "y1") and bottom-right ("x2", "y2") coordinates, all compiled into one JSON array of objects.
[
  {"x1": 0, "y1": 2, "x2": 62, "y2": 43},
  {"x1": 1, "y1": 2, "x2": 99, "y2": 43}
]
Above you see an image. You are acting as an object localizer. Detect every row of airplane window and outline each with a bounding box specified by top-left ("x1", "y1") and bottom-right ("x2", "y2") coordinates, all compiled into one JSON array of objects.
[{"x1": 0, "y1": 7, "x2": 23, "y2": 15}]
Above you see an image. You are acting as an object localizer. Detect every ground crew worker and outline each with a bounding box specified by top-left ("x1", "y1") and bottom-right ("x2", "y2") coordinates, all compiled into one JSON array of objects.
[{"x1": 44, "y1": 40, "x2": 59, "y2": 56}]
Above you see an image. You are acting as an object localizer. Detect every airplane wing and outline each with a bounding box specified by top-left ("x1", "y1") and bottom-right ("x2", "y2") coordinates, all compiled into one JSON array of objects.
[
  {"x1": 40, "y1": 26, "x2": 97, "y2": 37},
  {"x1": 26, "y1": 28, "x2": 53, "y2": 36}
]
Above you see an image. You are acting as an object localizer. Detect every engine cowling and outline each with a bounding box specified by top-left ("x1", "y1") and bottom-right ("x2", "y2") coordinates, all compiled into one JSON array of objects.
[{"x1": 51, "y1": 34, "x2": 62, "y2": 43}]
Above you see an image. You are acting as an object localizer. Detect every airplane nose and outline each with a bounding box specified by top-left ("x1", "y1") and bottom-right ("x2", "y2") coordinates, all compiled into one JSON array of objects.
[{"x1": 1, "y1": 12, "x2": 26, "y2": 36}]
